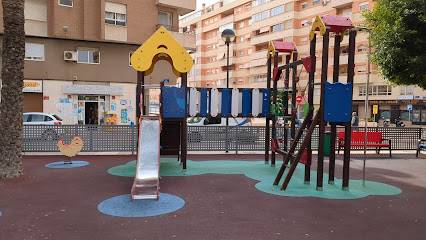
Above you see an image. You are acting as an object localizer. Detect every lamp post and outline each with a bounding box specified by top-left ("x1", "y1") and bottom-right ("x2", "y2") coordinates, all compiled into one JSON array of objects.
[
  {"x1": 221, "y1": 29, "x2": 235, "y2": 153},
  {"x1": 357, "y1": 26, "x2": 371, "y2": 187}
]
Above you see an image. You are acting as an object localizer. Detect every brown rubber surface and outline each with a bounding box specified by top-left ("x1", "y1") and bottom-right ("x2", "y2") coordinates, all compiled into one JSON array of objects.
[{"x1": 0, "y1": 153, "x2": 425, "y2": 240}]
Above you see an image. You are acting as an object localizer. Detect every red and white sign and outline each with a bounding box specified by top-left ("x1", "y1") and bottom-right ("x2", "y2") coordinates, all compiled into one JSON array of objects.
[{"x1": 296, "y1": 95, "x2": 303, "y2": 103}]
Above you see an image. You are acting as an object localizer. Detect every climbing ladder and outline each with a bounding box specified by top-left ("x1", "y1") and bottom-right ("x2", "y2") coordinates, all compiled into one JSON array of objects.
[{"x1": 273, "y1": 107, "x2": 319, "y2": 190}]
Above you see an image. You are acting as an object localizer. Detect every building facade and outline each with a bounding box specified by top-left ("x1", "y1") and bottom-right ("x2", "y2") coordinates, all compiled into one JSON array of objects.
[
  {"x1": 180, "y1": 0, "x2": 426, "y2": 125},
  {"x1": 0, "y1": 0, "x2": 195, "y2": 124}
]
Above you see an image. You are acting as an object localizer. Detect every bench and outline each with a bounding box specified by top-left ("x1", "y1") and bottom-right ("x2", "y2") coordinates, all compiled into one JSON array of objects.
[
  {"x1": 416, "y1": 139, "x2": 426, "y2": 158},
  {"x1": 338, "y1": 132, "x2": 391, "y2": 157}
]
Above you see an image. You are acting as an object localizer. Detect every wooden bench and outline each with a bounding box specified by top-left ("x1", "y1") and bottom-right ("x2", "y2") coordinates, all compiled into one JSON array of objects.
[{"x1": 338, "y1": 132, "x2": 391, "y2": 157}]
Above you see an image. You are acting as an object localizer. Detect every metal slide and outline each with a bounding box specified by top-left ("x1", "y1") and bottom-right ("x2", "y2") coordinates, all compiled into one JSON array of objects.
[{"x1": 131, "y1": 117, "x2": 160, "y2": 200}]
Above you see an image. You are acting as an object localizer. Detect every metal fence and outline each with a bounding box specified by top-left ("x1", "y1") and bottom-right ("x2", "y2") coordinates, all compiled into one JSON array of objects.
[
  {"x1": 22, "y1": 125, "x2": 424, "y2": 153},
  {"x1": 23, "y1": 125, "x2": 137, "y2": 153}
]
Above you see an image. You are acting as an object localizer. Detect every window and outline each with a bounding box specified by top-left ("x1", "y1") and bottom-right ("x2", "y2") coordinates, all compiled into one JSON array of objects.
[
  {"x1": 302, "y1": 2, "x2": 309, "y2": 9},
  {"x1": 239, "y1": 79, "x2": 243, "y2": 84},
  {"x1": 206, "y1": 57, "x2": 210, "y2": 63},
  {"x1": 239, "y1": 65, "x2": 243, "y2": 69},
  {"x1": 271, "y1": 5, "x2": 284, "y2": 17},
  {"x1": 77, "y1": 49, "x2": 100, "y2": 64},
  {"x1": 212, "y1": 44, "x2": 216, "y2": 49},
  {"x1": 105, "y1": 12, "x2": 126, "y2": 26},
  {"x1": 207, "y1": 46, "x2": 211, "y2": 50},
  {"x1": 252, "y1": 0, "x2": 270, "y2": 7},
  {"x1": 285, "y1": 2, "x2": 293, "y2": 12},
  {"x1": 359, "y1": 86, "x2": 392, "y2": 96},
  {"x1": 252, "y1": 10, "x2": 269, "y2": 23},
  {"x1": 240, "y1": 22, "x2": 245, "y2": 28},
  {"x1": 25, "y1": 43, "x2": 44, "y2": 61},
  {"x1": 240, "y1": 37, "x2": 244, "y2": 42},
  {"x1": 158, "y1": 11, "x2": 173, "y2": 30},
  {"x1": 31, "y1": 114, "x2": 45, "y2": 122},
  {"x1": 300, "y1": 37, "x2": 308, "y2": 44},
  {"x1": 284, "y1": 20, "x2": 293, "y2": 30},
  {"x1": 59, "y1": 0, "x2": 73, "y2": 7},
  {"x1": 207, "y1": 70, "x2": 210, "y2": 75},
  {"x1": 237, "y1": 8, "x2": 242, "y2": 13},
  {"x1": 357, "y1": 65, "x2": 367, "y2": 73},
  {"x1": 272, "y1": 23, "x2": 283, "y2": 32},
  {"x1": 359, "y1": 2, "x2": 369, "y2": 11},
  {"x1": 248, "y1": 19, "x2": 253, "y2": 25},
  {"x1": 246, "y1": 3, "x2": 251, "y2": 10},
  {"x1": 239, "y1": 50, "x2": 244, "y2": 56},
  {"x1": 248, "y1": 49, "x2": 253, "y2": 55},
  {"x1": 400, "y1": 85, "x2": 414, "y2": 95},
  {"x1": 212, "y1": 57, "x2": 216, "y2": 62},
  {"x1": 313, "y1": 0, "x2": 320, "y2": 5},
  {"x1": 357, "y1": 44, "x2": 368, "y2": 53}
]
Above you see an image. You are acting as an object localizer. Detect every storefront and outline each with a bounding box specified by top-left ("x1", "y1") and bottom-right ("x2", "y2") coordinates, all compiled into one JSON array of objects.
[
  {"x1": 23, "y1": 80, "x2": 43, "y2": 113},
  {"x1": 42, "y1": 80, "x2": 136, "y2": 125}
]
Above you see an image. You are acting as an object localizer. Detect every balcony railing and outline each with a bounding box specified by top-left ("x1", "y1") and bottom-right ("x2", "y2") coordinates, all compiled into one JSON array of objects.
[{"x1": 156, "y1": 24, "x2": 195, "y2": 35}]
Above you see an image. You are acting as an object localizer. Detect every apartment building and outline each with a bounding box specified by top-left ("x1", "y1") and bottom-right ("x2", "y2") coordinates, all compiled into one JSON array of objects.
[
  {"x1": 180, "y1": 0, "x2": 426, "y2": 125},
  {"x1": 0, "y1": 0, "x2": 195, "y2": 124}
]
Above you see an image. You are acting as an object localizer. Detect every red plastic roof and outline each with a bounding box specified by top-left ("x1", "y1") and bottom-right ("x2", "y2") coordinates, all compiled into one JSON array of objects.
[
  {"x1": 320, "y1": 15, "x2": 354, "y2": 33},
  {"x1": 271, "y1": 41, "x2": 297, "y2": 53}
]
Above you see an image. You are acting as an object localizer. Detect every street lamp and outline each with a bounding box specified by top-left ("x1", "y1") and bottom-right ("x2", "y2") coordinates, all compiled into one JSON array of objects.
[
  {"x1": 221, "y1": 29, "x2": 235, "y2": 153},
  {"x1": 357, "y1": 26, "x2": 372, "y2": 187}
]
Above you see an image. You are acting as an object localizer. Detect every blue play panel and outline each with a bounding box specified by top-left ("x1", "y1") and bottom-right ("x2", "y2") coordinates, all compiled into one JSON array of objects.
[
  {"x1": 45, "y1": 161, "x2": 89, "y2": 169},
  {"x1": 98, "y1": 193, "x2": 185, "y2": 217},
  {"x1": 0, "y1": 211, "x2": 2, "y2": 216}
]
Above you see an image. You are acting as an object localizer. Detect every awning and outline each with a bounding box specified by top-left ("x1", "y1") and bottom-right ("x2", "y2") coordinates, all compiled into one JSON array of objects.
[
  {"x1": 259, "y1": 26, "x2": 270, "y2": 33},
  {"x1": 217, "y1": 52, "x2": 225, "y2": 60}
]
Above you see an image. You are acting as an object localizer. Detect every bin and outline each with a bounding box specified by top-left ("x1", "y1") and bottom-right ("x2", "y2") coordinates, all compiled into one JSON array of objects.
[{"x1": 324, "y1": 131, "x2": 331, "y2": 156}]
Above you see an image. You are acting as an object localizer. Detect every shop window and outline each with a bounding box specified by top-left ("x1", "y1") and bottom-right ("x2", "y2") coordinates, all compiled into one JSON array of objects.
[
  {"x1": 25, "y1": 43, "x2": 45, "y2": 61},
  {"x1": 77, "y1": 48, "x2": 100, "y2": 64},
  {"x1": 59, "y1": 0, "x2": 73, "y2": 7}
]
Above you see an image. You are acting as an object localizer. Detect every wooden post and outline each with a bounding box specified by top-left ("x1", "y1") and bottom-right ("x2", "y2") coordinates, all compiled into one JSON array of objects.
[
  {"x1": 265, "y1": 53, "x2": 272, "y2": 163},
  {"x1": 329, "y1": 34, "x2": 341, "y2": 184},
  {"x1": 271, "y1": 51, "x2": 279, "y2": 167},
  {"x1": 317, "y1": 27, "x2": 330, "y2": 191},
  {"x1": 291, "y1": 51, "x2": 298, "y2": 141},
  {"x1": 284, "y1": 55, "x2": 291, "y2": 154},
  {"x1": 305, "y1": 34, "x2": 317, "y2": 184},
  {"x1": 181, "y1": 73, "x2": 188, "y2": 170},
  {"x1": 343, "y1": 29, "x2": 357, "y2": 190}
]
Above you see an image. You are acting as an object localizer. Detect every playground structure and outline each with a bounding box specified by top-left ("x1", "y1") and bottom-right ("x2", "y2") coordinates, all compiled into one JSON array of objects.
[
  {"x1": 130, "y1": 15, "x2": 358, "y2": 199},
  {"x1": 270, "y1": 15, "x2": 356, "y2": 190}
]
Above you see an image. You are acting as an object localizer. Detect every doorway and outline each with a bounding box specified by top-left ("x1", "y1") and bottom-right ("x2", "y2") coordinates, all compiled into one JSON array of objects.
[{"x1": 85, "y1": 102, "x2": 98, "y2": 125}]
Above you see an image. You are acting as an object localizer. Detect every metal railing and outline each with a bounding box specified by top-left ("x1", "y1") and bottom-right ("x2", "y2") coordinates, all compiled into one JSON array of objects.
[{"x1": 22, "y1": 125, "x2": 424, "y2": 153}]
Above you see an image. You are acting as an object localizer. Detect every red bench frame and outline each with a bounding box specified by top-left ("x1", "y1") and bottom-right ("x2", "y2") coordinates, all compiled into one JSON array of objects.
[{"x1": 338, "y1": 132, "x2": 391, "y2": 157}]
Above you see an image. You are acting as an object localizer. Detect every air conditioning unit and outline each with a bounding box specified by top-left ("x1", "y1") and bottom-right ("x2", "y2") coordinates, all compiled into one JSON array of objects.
[{"x1": 64, "y1": 51, "x2": 77, "y2": 61}]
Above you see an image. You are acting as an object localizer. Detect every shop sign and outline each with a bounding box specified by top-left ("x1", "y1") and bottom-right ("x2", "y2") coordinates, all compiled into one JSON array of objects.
[
  {"x1": 120, "y1": 100, "x2": 127, "y2": 105},
  {"x1": 23, "y1": 80, "x2": 42, "y2": 93},
  {"x1": 63, "y1": 85, "x2": 124, "y2": 95},
  {"x1": 372, "y1": 105, "x2": 378, "y2": 114},
  {"x1": 397, "y1": 95, "x2": 414, "y2": 100},
  {"x1": 369, "y1": 100, "x2": 398, "y2": 104}
]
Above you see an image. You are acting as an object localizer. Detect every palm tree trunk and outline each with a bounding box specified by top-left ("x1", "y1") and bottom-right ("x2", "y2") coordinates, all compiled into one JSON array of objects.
[{"x1": 0, "y1": 0, "x2": 25, "y2": 178}]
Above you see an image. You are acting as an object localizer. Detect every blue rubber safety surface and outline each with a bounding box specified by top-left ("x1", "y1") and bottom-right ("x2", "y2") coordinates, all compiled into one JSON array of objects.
[
  {"x1": 98, "y1": 193, "x2": 185, "y2": 217},
  {"x1": 45, "y1": 161, "x2": 89, "y2": 169},
  {"x1": 0, "y1": 211, "x2": 2, "y2": 216}
]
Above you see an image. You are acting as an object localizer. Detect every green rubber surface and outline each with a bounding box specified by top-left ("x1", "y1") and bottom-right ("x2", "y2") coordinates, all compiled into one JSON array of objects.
[{"x1": 108, "y1": 158, "x2": 402, "y2": 199}]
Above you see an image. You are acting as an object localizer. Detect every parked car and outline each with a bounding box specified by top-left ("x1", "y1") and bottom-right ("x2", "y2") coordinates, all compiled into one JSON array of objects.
[
  {"x1": 187, "y1": 117, "x2": 252, "y2": 127},
  {"x1": 23, "y1": 113, "x2": 63, "y2": 141},
  {"x1": 187, "y1": 117, "x2": 254, "y2": 144}
]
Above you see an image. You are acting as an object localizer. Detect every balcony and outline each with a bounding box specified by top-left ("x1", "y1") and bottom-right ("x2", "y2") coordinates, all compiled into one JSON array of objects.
[
  {"x1": 331, "y1": 0, "x2": 354, "y2": 8},
  {"x1": 156, "y1": 0, "x2": 196, "y2": 15},
  {"x1": 157, "y1": 25, "x2": 196, "y2": 50}
]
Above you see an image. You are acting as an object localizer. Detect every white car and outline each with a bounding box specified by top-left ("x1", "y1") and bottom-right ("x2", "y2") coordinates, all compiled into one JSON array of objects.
[
  {"x1": 23, "y1": 113, "x2": 63, "y2": 141},
  {"x1": 23, "y1": 112, "x2": 63, "y2": 125},
  {"x1": 187, "y1": 117, "x2": 252, "y2": 127}
]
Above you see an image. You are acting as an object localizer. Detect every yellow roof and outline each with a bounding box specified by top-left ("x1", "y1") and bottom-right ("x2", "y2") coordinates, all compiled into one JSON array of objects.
[{"x1": 131, "y1": 26, "x2": 193, "y2": 77}]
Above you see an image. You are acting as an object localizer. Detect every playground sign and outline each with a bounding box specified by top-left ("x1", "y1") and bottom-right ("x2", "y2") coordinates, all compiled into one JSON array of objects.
[{"x1": 407, "y1": 104, "x2": 412, "y2": 110}]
